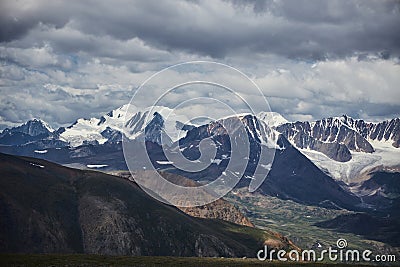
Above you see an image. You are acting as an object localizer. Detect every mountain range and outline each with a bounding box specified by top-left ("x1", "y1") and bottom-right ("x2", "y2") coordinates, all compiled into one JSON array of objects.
[
  {"x1": 277, "y1": 116, "x2": 399, "y2": 161},
  {"x1": 0, "y1": 105, "x2": 399, "y2": 214}
]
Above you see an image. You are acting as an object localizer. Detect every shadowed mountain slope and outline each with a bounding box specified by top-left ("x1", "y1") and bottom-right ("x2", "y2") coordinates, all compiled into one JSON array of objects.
[{"x1": 0, "y1": 153, "x2": 297, "y2": 257}]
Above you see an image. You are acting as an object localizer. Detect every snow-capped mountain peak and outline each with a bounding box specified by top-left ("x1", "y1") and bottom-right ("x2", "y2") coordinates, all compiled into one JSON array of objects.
[
  {"x1": 98, "y1": 103, "x2": 132, "y2": 128},
  {"x1": 60, "y1": 104, "x2": 138, "y2": 147},
  {"x1": 32, "y1": 118, "x2": 55, "y2": 133},
  {"x1": 60, "y1": 104, "x2": 192, "y2": 147},
  {"x1": 333, "y1": 115, "x2": 400, "y2": 147},
  {"x1": 257, "y1": 111, "x2": 289, "y2": 127},
  {"x1": 61, "y1": 117, "x2": 107, "y2": 147},
  {"x1": 1, "y1": 118, "x2": 55, "y2": 137}
]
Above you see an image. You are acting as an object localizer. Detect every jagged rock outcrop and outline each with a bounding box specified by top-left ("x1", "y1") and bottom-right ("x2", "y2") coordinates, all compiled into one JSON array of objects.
[
  {"x1": 276, "y1": 115, "x2": 400, "y2": 162},
  {"x1": 0, "y1": 119, "x2": 56, "y2": 146},
  {"x1": 101, "y1": 127, "x2": 122, "y2": 144},
  {"x1": 340, "y1": 116, "x2": 400, "y2": 148},
  {"x1": 276, "y1": 116, "x2": 376, "y2": 162},
  {"x1": 179, "y1": 199, "x2": 254, "y2": 227}
]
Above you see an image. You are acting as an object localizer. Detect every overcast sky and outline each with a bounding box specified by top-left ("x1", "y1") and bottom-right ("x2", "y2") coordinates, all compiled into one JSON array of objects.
[{"x1": 0, "y1": 0, "x2": 399, "y2": 129}]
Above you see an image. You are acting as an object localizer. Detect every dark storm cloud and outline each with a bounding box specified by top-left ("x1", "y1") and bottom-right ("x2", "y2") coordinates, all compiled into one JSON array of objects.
[
  {"x1": 0, "y1": 1, "x2": 71, "y2": 42},
  {"x1": 1, "y1": 0, "x2": 399, "y2": 59},
  {"x1": 0, "y1": 0, "x2": 399, "y2": 128}
]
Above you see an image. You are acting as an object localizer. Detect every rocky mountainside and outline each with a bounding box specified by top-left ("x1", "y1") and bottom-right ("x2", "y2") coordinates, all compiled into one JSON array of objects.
[
  {"x1": 276, "y1": 116, "x2": 374, "y2": 162},
  {"x1": 179, "y1": 199, "x2": 254, "y2": 228},
  {"x1": 276, "y1": 115, "x2": 400, "y2": 162},
  {"x1": 257, "y1": 135, "x2": 361, "y2": 210},
  {"x1": 168, "y1": 115, "x2": 361, "y2": 210},
  {"x1": 340, "y1": 116, "x2": 400, "y2": 147},
  {"x1": 0, "y1": 119, "x2": 62, "y2": 146},
  {"x1": 114, "y1": 170, "x2": 254, "y2": 227},
  {"x1": 0, "y1": 153, "x2": 297, "y2": 256},
  {"x1": 0, "y1": 118, "x2": 54, "y2": 137}
]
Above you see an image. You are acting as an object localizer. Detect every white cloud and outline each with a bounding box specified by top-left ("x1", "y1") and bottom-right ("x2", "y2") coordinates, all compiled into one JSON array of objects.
[{"x1": 253, "y1": 57, "x2": 400, "y2": 119}]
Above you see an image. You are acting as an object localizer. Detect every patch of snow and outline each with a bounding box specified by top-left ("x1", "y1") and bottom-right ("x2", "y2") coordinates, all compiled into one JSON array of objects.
[
  {"x1": 211, "y1": 159, "x2": 222, "y2": 165},
  {"x1": 30, "y1": 162, "x2": 44, "y2": 168},
  {"x1": 156, "y1": 160, "x2": 174, "y2": 165},
  {"x1": 86, "y1": 164, "x2": 108, "y2": 168},
  {"x1": 34, "y1": 149, "x2": 48, "y2": 154}
]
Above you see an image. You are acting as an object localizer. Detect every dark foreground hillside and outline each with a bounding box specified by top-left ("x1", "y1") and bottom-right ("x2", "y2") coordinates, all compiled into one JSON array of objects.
[
  {"x1": 0, "y1": 254, "x2": 376, "y2": 267},
  {"x1": 0, "y1": 153, "x2": 296, "y2": 258}
]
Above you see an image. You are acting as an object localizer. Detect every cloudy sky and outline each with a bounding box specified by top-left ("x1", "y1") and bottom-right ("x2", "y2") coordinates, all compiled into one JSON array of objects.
[{"x1": 0, "y1": 0, "x2": 399, "y2": 129}]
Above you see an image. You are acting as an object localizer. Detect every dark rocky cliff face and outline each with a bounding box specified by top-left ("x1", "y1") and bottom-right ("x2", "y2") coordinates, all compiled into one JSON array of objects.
[
  {"x1": 276, "y1": 121, "x2": 352, "y2": 162},
  {"x1": 341, "y1": 116, "x2": 400, "y2": 148},
  {"x1": 276, "y1": 116, "x2": 376, "y2": 162},
  {"x1": 0, "y1": 119, "x2": 52, "y2": 137},
  {"x1": 0, "y1": 153, "x2": 296, "y2": 257},
  {"x1": 179, "y1": 199, "x2": 255, "y2": 228},
  {"x1": 276, "y1": 116, "x2": 400, "y2": 162},
  {"x1": 0, "y1": 119, "x2": 66, "y2": 147}
]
